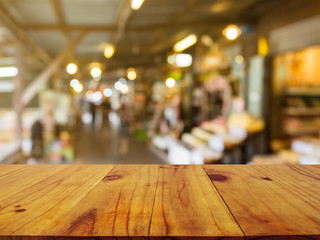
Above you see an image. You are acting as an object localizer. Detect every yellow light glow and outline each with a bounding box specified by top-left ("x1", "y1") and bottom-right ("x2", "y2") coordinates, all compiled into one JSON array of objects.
[
  {"x1": 131, "y1": 0, "x2": 144, "y2": 10},
  {"x1": 91, "y1": 67, "x2": 101, "y2": 78},
  {"x1": 104, "y1": 44, "x2": 115, "y2": 58},
  {"x1": 173, "y1": 34, "x2": 197, "y2": 52},
  {"x1": 235, "y1": 55, "x2": 244, "y2": 64},
  {"x1": 258, "y1": 37, "x2": 269, "y2": 56},
  {"x1": 70, "y1": 79, "x2": 79, "y2": 87},
  {"x1": 86, "y1": 90, "x2": 93, "y2": 99},
  {"x1": 127, "y1": 68, "x2": 137, "y2": 80},
  {"x1": 73, "y1": 83, "x2": 83, "y2": 93},
  {"x1": 166, "y1": 78, "x2": 175, "y2": 88},
  {"x1": 120, "y1": 84, "x2": 129, "y2": 94},
  {"x1": 66, "y1": 63, "x2": 77, "y2": 74},
  {"x1": 223, "y1": 25, "x2": 241, "y2": 40}
]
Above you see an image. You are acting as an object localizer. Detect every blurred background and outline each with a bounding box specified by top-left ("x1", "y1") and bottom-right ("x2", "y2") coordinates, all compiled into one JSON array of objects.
[{"x1": 0, "y1": 0, "x2": 320, "y2": 165}]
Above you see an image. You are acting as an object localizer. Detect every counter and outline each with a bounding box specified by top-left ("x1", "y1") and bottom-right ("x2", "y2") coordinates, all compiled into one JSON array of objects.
[{"x1": 0, "y1": 164, "x2": 319, "y2": 239}]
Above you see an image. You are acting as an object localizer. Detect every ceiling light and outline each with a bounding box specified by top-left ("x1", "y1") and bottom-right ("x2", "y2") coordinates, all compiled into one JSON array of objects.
[
  {"x1": 167, "y1": 54, "x2": 176, "y2": 65},
  {"x1": 103, "y1": 88, "x2": 113, "y2": 97},
  {"x1": 104, "y1": 44, "x2": 115, "y2": 58},
  {"x1": 173, "y1": 34, "x2": 197, "y2": 52},
  {"x1": 120, "y1": 84, "x2": 129, "y2": 94},
  {"x1": 86, "y1": 91, "x2": 93, "y2": 100},
  {"x1": 115, "y1": 81, "x2": 123, "y2": 91},
  {"x1": 131, "y1": 0, "x2": 144, "y2": 10},
  {"x1": 127, "y1": 68, "x2": 137, "y2": 80},
  {"x1": 70, "y1": 79, "x2": 79, "y2": 88},
  {"x1": 93, "y1": 75, "x2": 101, "y2": 81},
  {"x1": 92, "y1": 91, "x2": 103, "y2": 102},
  {"x1": 235, "y1": 55, "x2": 244, "y2": 64},
  {"x1": 73, "y1": 83, "x2": 83, "y2": 93},
  {"x1": 201, "y1": 35, "x2": 214, "y2": 47},
  {"x1": 119, "y1": 78, "x2": 127, "y2": 84},
  {"x1": 91, "y1": 67, "x2": 101, "y2": 78},
  {"x1": 166, "y1": 78, "x2": 175, "y2": 88},
  {"x1": 66, "y1": 63, "x2": 77, "y2": 75},
  {"x1": 175, "y1": 54, "x2": 192, "y2": 67},
  {"x1": 0, "y1": 66, "x2": 18, "y2": 77},
  {"x1": 223, "y1": 25, "x2": 241, "y2": 40}
]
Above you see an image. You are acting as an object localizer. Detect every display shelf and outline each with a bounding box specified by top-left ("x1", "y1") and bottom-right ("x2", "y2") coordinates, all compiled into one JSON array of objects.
[
  {"x1": 283, "y1": 107, "x2": 320, "y2": 116},
  {"x1": 284, "y1": 127, "x2": 320, "y2": 136},
  {"x1": 285, "y1": 87, "x2": 320, "y2": 96}
]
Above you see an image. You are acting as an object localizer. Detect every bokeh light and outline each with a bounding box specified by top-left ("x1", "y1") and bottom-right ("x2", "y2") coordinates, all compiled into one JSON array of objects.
[
  {"x1": 91, "y1": 67, "x2": 102, "y2": 78},
  {"x1": 73, "y1": 83, "x2": 83, "y2": 93},
  {"x1": 70, "y1": 79, "x2": 79, "y2": 88},
  {"x1": 120, "y1": 84, "x2": 129, "y2": 94},
  {"x1": 127, "y1": 68, "x2": 137, "y2": 80},
  {"x1": 166, "y1": 78, "x2": 176, "y2": 88},
  {"x1": 103, "y1": 88, "x2": 113, "y2": 97},
  {"x1": 115, "y1": 81, "x2": 123, "y2": 90},
  {"x1": 66, "y1": 63, "x2": 77, "y2": 75}
]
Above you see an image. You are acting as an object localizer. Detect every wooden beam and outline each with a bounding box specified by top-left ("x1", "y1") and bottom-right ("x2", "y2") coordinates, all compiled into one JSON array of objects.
[
  {"x1": 21, "y1": 17, "x2": 240, "y2": 33},
  {"x1": 21, "y1": 31, "x2": 86, "y2": 106},
  {"x1": 13, "y1": 44, "x2": 23, "y2": 149},
  {"x1": 0, "y1": 2, "x2": 51, "y2": 64},
  {"x1": 110, "y1": 0, "x2": 132, "y2": 45},
  {"x1": 145, "y1": 0, "x2": 201, "y2": 54},
  {"x1": 22, "y1": 24, "x2": 116, "y2": 32},
  {"x1": 50, "y1": 0, "x2": 70, "y2": 41}
]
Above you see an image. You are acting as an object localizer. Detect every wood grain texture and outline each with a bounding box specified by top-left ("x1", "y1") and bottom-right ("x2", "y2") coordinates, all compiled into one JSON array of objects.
[
  {"x1": 48, "y1": 165, "x2": 159, "y2": 239},
  {"x1": 0, "y1": 165, "x2": 114, "y2": 236},
  {"x1": 203, "y1": 165, "x2": 320, "y2": 239},
  {"x1": 0, "y1": 165, "x2": 319, "y2": 240},
  {"x1": 149, "y1": 165, "x2": 244, "y2": 240},
  {"x1": 0, "y1": 164, "x2": 26, "y2": 177}
]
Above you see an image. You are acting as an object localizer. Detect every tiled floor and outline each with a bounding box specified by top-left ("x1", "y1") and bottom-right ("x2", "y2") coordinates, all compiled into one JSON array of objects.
[{"x1": 73, "y1": 123, "x2": 164, "y2": 164}]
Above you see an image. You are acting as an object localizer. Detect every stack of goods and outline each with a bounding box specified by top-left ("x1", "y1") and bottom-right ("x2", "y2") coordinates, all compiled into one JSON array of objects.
[
  {"x1": 227, "y1": 112, "x2": 265, "y2": 135},
  {"x1": 168, "y1": 140, "x2": 222, "y2": 165},
  {"x1": 253, "y1": 137, "x2": 320, "y2": 164},
  {"x1": 291, "y1": 137, "x2": 320, "y2": 164}
]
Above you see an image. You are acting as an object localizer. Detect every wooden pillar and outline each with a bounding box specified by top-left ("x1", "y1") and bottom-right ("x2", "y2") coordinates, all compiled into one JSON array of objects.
[{"x1": 13, "y1": 44, "x2": 23, "y2": 149}]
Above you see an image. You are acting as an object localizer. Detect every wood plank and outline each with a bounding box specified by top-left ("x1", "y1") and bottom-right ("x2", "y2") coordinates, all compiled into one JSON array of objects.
[
  {"x1": 149, "y1": 165, "x2": 244, "y2": 240},
  {"x1": 0, "y1": 165, "x2": 114, "y2": 236},
  {"x1": 0, "y1": 165, "x2": 26, "y2": 177},
  {"x1": 203, "y1": 165, "x2": 320, "y2": 239},
  {"x1": 39, "y1": 165, "x2": 159, "y2": 239}
]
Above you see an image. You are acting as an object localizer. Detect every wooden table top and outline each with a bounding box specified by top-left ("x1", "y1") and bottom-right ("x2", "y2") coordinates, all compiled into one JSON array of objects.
[{"x1": 0, "y1": 164, "x2": 319, "y2": 240}]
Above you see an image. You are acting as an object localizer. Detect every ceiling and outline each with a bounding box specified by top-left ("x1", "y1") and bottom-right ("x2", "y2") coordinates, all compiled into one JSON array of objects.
[{"x1": 0, "y1": 0, "x2": 283, "y2": 72}]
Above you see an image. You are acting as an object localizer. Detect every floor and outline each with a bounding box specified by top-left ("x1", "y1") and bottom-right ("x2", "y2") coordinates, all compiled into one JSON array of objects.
[{"x1": 73, "y1": 122, "x2": 164, "y2": 164}]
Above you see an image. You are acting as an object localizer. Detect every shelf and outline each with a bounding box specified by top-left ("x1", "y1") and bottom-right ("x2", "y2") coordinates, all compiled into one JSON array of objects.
[
  {"x1": 283, "y1": 107, "x2": 320, "y2": 116},
  {"x1": 285, "y1": 87, "x2": 320, "y2": 96},
  {"x1": 284, "y1": 127, "x2": 320, "y2": 136}
]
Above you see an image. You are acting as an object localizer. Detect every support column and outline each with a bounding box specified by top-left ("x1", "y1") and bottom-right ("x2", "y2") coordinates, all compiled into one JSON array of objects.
[{"x1": 13, "y1": 44, "x2": 23, "y2": 150}]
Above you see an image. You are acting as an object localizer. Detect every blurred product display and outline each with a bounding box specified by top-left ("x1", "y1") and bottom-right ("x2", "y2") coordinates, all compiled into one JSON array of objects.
[{"x1": 0, "y1": 0, "x2": 319, "y2": 165}]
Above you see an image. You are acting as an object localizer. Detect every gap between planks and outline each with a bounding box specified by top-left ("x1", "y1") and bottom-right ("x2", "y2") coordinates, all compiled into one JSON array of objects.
[
  {"x1": 147, "y1": 165, "x2": 161, "y2": 238},
  {"x1": 201, "y1": 165, "x2": 247, "y2": 238}
]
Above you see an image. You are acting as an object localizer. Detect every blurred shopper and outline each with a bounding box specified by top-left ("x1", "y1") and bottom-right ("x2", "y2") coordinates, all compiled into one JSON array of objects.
[
  {"x1": 31, "y1": 120, "x2": 44, "y2": 160},
  {"x1": 89, "y1": 102, "x2": 96, "y2": 129}
]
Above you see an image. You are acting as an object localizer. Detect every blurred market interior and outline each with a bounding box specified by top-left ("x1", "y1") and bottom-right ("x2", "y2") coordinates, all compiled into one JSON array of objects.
[{"x1": 1, "y1": 0, "x2": 320, "y2": 165}]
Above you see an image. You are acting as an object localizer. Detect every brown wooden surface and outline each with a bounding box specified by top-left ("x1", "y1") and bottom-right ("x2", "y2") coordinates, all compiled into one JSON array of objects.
[
  {"x1": 149, "y1": 165, "x2": 243, "y2": 239},
  {"x1": 0, "y1": 164, "x2": 319, "y2": 240},
  {"x1": 204, "y1": 165, "x2": 320, "y2": 239}
]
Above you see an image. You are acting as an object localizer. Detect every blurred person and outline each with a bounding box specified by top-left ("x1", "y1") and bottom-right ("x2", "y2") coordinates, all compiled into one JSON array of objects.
[
  {"x1": 119, "y1": 103, "x2": 130, "y2": 135},
  {"x1": 89, "y1": 102, "x2": 96, "y2": 129},
  {"x1": 31, "y1": 120, "x2": 44, "y2": 160}
]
